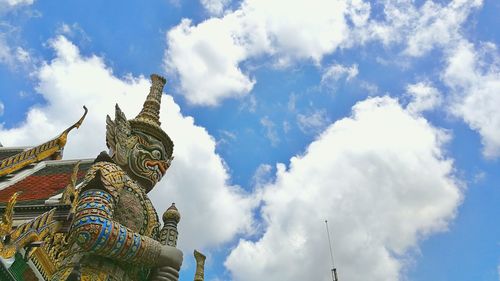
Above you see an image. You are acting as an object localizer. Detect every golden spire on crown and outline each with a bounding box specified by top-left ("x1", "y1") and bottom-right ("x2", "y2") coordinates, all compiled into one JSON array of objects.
[
  {"x1": 134, "y1": 74, "x2": 166, "y2": 126},
  {"x1": 129, "y1": 74, "x2": 173, "y2": 157}
]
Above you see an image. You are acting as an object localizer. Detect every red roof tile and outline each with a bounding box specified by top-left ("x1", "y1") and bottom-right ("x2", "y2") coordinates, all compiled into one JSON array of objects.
[
  {"x1": 0, "y1": 172, "x2": 86, "y2": 202},
  {"x1": 0, "y1": 161, "x2": 92, "y2": 203}
]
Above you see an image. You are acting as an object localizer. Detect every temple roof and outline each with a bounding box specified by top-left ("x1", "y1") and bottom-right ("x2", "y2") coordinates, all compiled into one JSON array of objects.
[
  {"x1": 0, "y1": 158, "x2": 93, "y2": 204},
  {"x1": 0, "y1": 106, "x2": 87, "y2": 178},
  {"x1": 0, "y1": 106, "x2": 89, "y2": 204}
]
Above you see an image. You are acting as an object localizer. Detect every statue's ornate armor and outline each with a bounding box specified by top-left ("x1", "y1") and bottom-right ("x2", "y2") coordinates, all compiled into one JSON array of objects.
[{"x1": 51, "y1": 158, "x2": 164, "y2": 281}]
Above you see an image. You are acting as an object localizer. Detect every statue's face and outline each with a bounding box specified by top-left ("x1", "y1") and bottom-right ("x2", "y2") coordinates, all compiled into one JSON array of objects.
[{"x1": 125, "y1": 131, "x2": 170, "y2": 191}]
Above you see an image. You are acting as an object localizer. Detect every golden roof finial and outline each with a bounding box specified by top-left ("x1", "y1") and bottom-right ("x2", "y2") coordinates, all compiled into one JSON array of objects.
[
  {"x1": 60, "y1": 161, "x2": 81, "y2": 211},
  {"x1": 0, "y1": 191, "x2": 20, "y2": 237}
]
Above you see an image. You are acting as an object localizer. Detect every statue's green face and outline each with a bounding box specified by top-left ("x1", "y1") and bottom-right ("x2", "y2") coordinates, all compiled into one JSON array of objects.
[{"x1": 126, "y1": 131, "x2": 170, "y2": 191}]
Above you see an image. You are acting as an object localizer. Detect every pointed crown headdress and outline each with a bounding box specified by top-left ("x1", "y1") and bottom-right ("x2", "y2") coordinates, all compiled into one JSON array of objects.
[{"x1": 106, "y1": 74, "x2": 174, "y2": 158}]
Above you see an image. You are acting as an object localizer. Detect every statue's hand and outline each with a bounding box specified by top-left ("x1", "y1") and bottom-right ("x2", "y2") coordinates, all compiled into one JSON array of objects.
[
  {"x1": 150, "y1": 266, "x2": 180, "y2": 281},
  {"x1": 158, "y1": 245, "x2": 183, "y2": 269},
  {"x1": 150, "y1": 246, "x2": 182, "y2": 281}
]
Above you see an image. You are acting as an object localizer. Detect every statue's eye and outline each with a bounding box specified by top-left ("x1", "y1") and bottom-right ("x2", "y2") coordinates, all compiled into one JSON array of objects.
[{"x1": 152, "y1": 150, "x2": 161, "y2": 159}]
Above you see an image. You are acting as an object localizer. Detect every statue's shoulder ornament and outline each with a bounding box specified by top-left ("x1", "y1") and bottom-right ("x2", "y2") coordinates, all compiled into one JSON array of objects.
[{"x1": 79, "y1": 153, "x2": 128, "y2": 199}]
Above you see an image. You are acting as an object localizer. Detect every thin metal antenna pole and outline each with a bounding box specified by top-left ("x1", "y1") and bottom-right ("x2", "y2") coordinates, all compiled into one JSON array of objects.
[{"x1": 325, "y1": 220, "x2": 339, "y2": 281}]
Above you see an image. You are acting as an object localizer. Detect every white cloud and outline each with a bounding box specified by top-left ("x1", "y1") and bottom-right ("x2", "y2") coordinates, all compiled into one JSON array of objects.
[
  {"x1": 352, "y1": 0, "x2": 482, "y2": 57},
  {"x1": 0, "y1": 26, "x2": 34, "y2": 69},
  {"x1": 406, "y1": 82, "x2": 442, "y2": 114},
  {"x1": 0, "y1": 101, "x2": 4, "y2": 116},
  {"x1": 252, "y1": 163, "x2": 272, "y2": 187},
  {"x1": 55, "y1": 22, "x2": 91, "y2": 43},
  {"x1": 165, "y1": 17, "x2": 257, "y2": 106},
  {"x1": 0, "y1": 35, "x2": 31, "y2": 68},
  {"x1": 403, "y1": 0, "x2": 482, "y2": 57},
  {"x1": 165, "y1": 0, "x2": 482, "y2": 106},
  {"x1": 219, "y1": 129, "x2": 237, "y2": 141},
  {"x1": 322, "y1": 63, "x2": 358, "y2": 85},
  {"x1": 0, "y1": 0, "x2": 39, "y2": 67},
  {"x1": 0, "y1": 35, "x2": 257, "y2": 252},
  {"x1": 200, "y1": 0, "x2": 230, "y2": 16},
  {"x1": 297, "y1": 109, "x2": 330, "y2": 135},
  {"x1": 442, "y1": 41, "x2": 500, "y2": 158},
  {"x1": 216, "y1": 129, "x2": 237, "y2": 147},
  {"x1": 360, "y1": 81, "x2": 379, "y2": 95},
  {"x1": 1, "y1": 0, "x2": 33, "y2": 5},
  {"x1": 164, "y1": 0, "x2": 369, "y2": 105},
  {"x1": 225, "y1": 96, "x2": 462, "y2": 281},
  {"x1": 15, "y1": 46, "x2": 30, "y2": 63}
]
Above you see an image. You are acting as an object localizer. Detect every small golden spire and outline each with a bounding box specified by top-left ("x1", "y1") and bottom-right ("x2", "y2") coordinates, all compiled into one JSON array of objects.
[
  {"x1": 193, "y1": 250, "x2": 206, "y2": 281},
  {"x1": 163, "y1": 202, "x2": 181, "y2": 224},
  {"x1": 159, "y1": 203, "x2": 181, "y2": 247}
]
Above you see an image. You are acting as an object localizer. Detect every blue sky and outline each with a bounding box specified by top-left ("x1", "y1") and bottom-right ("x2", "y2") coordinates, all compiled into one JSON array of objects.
[{"x1": 0, "y1": 0, "x2": 499, "y2": 280}]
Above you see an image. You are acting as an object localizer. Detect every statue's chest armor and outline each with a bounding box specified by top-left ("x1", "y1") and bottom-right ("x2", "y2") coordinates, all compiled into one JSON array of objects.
[{"x1": 114, "y1": 182, "x2": 159, "y2": 237}]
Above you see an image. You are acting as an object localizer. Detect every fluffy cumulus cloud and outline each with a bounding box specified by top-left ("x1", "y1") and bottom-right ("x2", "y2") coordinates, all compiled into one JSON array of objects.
[
  {"x1": 442, "y1": 41, "x2": 500, "y2": 158},
  {"x1": 225, "y1": 96, "x2": 462, "y2": 281},
  {"x1": 406, "y1": 82, "x2": 442, "y2": 114},
  {"x1": 0, "y1": 35, "x2": 256, "y2": 251},
  {"x1": 165, "y1": 16, "x2": 257, "y2": 106},
  {"x1": 165, "y1": 0, "x2": 367, "y2": 105}
]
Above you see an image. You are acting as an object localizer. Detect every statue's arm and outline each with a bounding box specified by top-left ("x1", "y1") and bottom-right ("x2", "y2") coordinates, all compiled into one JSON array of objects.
[{"x1": 70, "y1": 188, "x2": 163, "y2": 266}]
